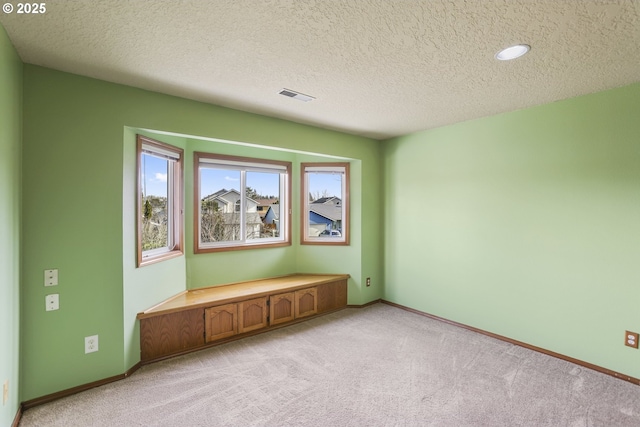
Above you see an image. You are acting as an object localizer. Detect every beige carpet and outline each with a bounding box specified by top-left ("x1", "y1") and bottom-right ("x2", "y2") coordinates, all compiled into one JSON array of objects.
[{"x1": 19, "y1": 304, "x2": 640, "y2": 426}]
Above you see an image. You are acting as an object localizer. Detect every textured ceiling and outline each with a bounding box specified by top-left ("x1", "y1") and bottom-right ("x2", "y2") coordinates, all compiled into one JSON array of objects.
[{"x1": 2, "y1": 0, "x2": 640, "y2": 139}]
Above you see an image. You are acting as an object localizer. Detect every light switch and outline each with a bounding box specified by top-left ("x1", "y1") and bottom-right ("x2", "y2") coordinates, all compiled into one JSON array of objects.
[
  {"x1": 45, "y1": 294, "x2": 59, "y2": 311},
  {"x1": 44, "y1": 269, "x2": 58, "y2": 286}
]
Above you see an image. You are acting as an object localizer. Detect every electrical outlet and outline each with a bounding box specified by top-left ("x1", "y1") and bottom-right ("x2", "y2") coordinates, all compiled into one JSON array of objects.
[
  {"x1": 625, "y1": 331, "x2": 639, "y2": 349},
  {"x1": 85, "y1": 335, "x2": 99, "y2": 354},
  {"x1": 3, "y1": 380, "x2": 8, "y2": 405},
  {"x1": 366, "y1": 277, "x2": 371, "y2": 287}
]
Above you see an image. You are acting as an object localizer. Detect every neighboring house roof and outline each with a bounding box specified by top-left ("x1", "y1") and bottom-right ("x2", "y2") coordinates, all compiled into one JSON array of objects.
[
  {"x1": 309, "y1": 211, "x2": 332, "y2": 225},
  {"x1": 205, "y1": 195, "x2": 230, "y2": 208},
  {"x1": 309, "y1": 204, "x2": 341, "y2": 222},
  {"x1": 260, "y1": 205, "x2": 280, "y2": 221},
  {"x1": 207, "y1": 188, "x2": 229, "y2": 199},
  {"x1": 265, "y1": 205, "x2": 279, "y2": 220},
  {"x1": 311, "y1": 197, "x2": 341, "y2": 206},
  {"x1": 202, "y1": 188, "x2": 233, "y2": 203},
  {"x1": 255, "y1": 198, "x2": 278, "y2": 207},
  {"x1": 202, "y1": 188, "x2": 259, "y2": 205}
]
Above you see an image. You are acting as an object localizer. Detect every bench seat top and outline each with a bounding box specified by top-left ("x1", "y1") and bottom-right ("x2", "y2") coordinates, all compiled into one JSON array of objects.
[{"x1": 137, "y1": 273, "x2": 349, "y2": 319}]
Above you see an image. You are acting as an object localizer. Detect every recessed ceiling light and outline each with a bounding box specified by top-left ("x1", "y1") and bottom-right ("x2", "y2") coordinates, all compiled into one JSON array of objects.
[
  {"x1": 495, "y1": 44, "x2": 530, "y2": 61},
  {"x1": 278, "y1": 88, "x2": 315, "y2": 102}
]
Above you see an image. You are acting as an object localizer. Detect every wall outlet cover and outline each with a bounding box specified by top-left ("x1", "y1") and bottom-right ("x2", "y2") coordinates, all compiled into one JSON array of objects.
[
  {"x1": 625, "y1": 331, "x2": 639, "y2": 349},
  {"x1": 44, "y1": 269, "x2": 58, "y2": 286},
  {"x1": 45, "y1": 294, "x2": 59, "y2": 311},
  {"x1": 85, "y1": 335, "x2": 99, "y2": 354}
]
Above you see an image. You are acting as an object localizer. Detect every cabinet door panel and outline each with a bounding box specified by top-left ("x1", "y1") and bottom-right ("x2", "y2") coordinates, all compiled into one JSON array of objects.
[
  {"x1": 317, "y1": 279, "x2": 348, "y2": 313},
  {"x1": 270, "y1": 292, "x2": 295, "y2": 325},
  {"x1": 205, "y1": 303, "x2": 238, "y2": 342},
  {"x1": 238, "y1": 297, "x2": 268, "y2": 333},
  {"x1": 140, "y1": 308, "x2": 205, "y2": 361},
  {"x1": 295, "y1": 287, "x2": 318, "y2": 319}
]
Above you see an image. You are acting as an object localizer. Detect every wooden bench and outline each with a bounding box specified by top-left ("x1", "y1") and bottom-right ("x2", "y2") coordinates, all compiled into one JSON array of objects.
[{"x1": 137, "y1": 273, "x2": 349, "y2": 363}]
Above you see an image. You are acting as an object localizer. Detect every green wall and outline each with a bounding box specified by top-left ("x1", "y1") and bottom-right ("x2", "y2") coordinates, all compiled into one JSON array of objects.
[
  {"x1": 0, "y1": 24, "x2": 22, "y2": 427},
  {"x1": 383, "y1": 83, "x2": 640, "y2": 379},
  {"x1": 22, "y1": 65, "x2": 383, "y2": 400},
  {"x1": 15, "y1": 28, "x2": 639, "y2": 406},
  {"x1": 122, "y1": 130, "x2": 188, "y2": 371}
]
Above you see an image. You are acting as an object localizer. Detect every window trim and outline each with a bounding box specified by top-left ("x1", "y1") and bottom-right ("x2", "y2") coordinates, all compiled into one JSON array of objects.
[
  {"x1": 194, "y1": 152, "x2": 292, "y2": 253},
  {"x1": 136, "y1": 135, "x2": 184, "y2": 267},
  {"x1": 301, "y1": 162, "x2": 350, "y2": 246}
]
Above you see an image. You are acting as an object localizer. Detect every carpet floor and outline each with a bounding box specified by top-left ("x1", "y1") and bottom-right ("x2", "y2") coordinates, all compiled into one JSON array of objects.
[{"x1": 19, "y1": 303, "x2": 640, "y2": 426}]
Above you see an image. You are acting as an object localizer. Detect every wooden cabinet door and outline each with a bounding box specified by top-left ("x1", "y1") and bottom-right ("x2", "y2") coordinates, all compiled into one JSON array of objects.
[
  {"x1": 270, "y1": 292, "x2": 295, "y2": 325},
  {"x1": 295, "y1": 287, "x2": 318, "y2": 319},
  {"x1": 205, "y1": 303, "x2": 238, "y2": 342},
  {"x1": 238, "y1": 297, "x2": 268, "y2": 333},
  {"x1": 140, "y1": 308, "x2": 205, "y2": 362},
  {"x1": 317, "y1": 279, "x2": 348, "y2": 314}
]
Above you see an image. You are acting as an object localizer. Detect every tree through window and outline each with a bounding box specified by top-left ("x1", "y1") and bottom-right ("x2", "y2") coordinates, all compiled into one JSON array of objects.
[{"x1": 137, "y1": 135, "x2": 183, "y2": 266}]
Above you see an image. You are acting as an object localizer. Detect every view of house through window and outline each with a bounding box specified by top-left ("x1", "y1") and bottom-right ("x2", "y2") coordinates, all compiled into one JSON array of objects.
[
  {"x1": 196, "y1": 153, "x2": 291, "y2": 252},
  {"x1": 137, "y1": 135, "x2": 183, "y2": 266},
  {"x1": 136, "y1": 139, "x2": 350, "y2": 261},
  {"x1": 301, "y1": 163, "x2": 349, "y2": 245}
]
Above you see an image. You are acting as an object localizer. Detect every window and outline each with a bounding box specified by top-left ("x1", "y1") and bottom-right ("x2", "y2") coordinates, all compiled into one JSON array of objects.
[
  {"x1": 137, "y1": 135, "x2": 183, "y2": 266},
  {"x1": 301, "y1": 163, "x2": 349, "y2": 245},
  {"x1": 195, "y1": 152, "x2": 291, "y2": 253}
]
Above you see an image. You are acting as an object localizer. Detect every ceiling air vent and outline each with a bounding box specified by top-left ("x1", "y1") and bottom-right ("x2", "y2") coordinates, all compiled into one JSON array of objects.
[{"x1": 278, "y1": 88, "x2": 315, "y2": 102}]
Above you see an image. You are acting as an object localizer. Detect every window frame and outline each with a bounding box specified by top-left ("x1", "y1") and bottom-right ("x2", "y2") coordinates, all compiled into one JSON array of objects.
[
  {"x1": 136, "y1": 135, "x2": 184, "y2": 267},
  {"x1": 194, "y1": 152, "x2": 292, "y2": 253},
  {"x1": 301, "y1": 162, "x2": 350, "y2": 246}
]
